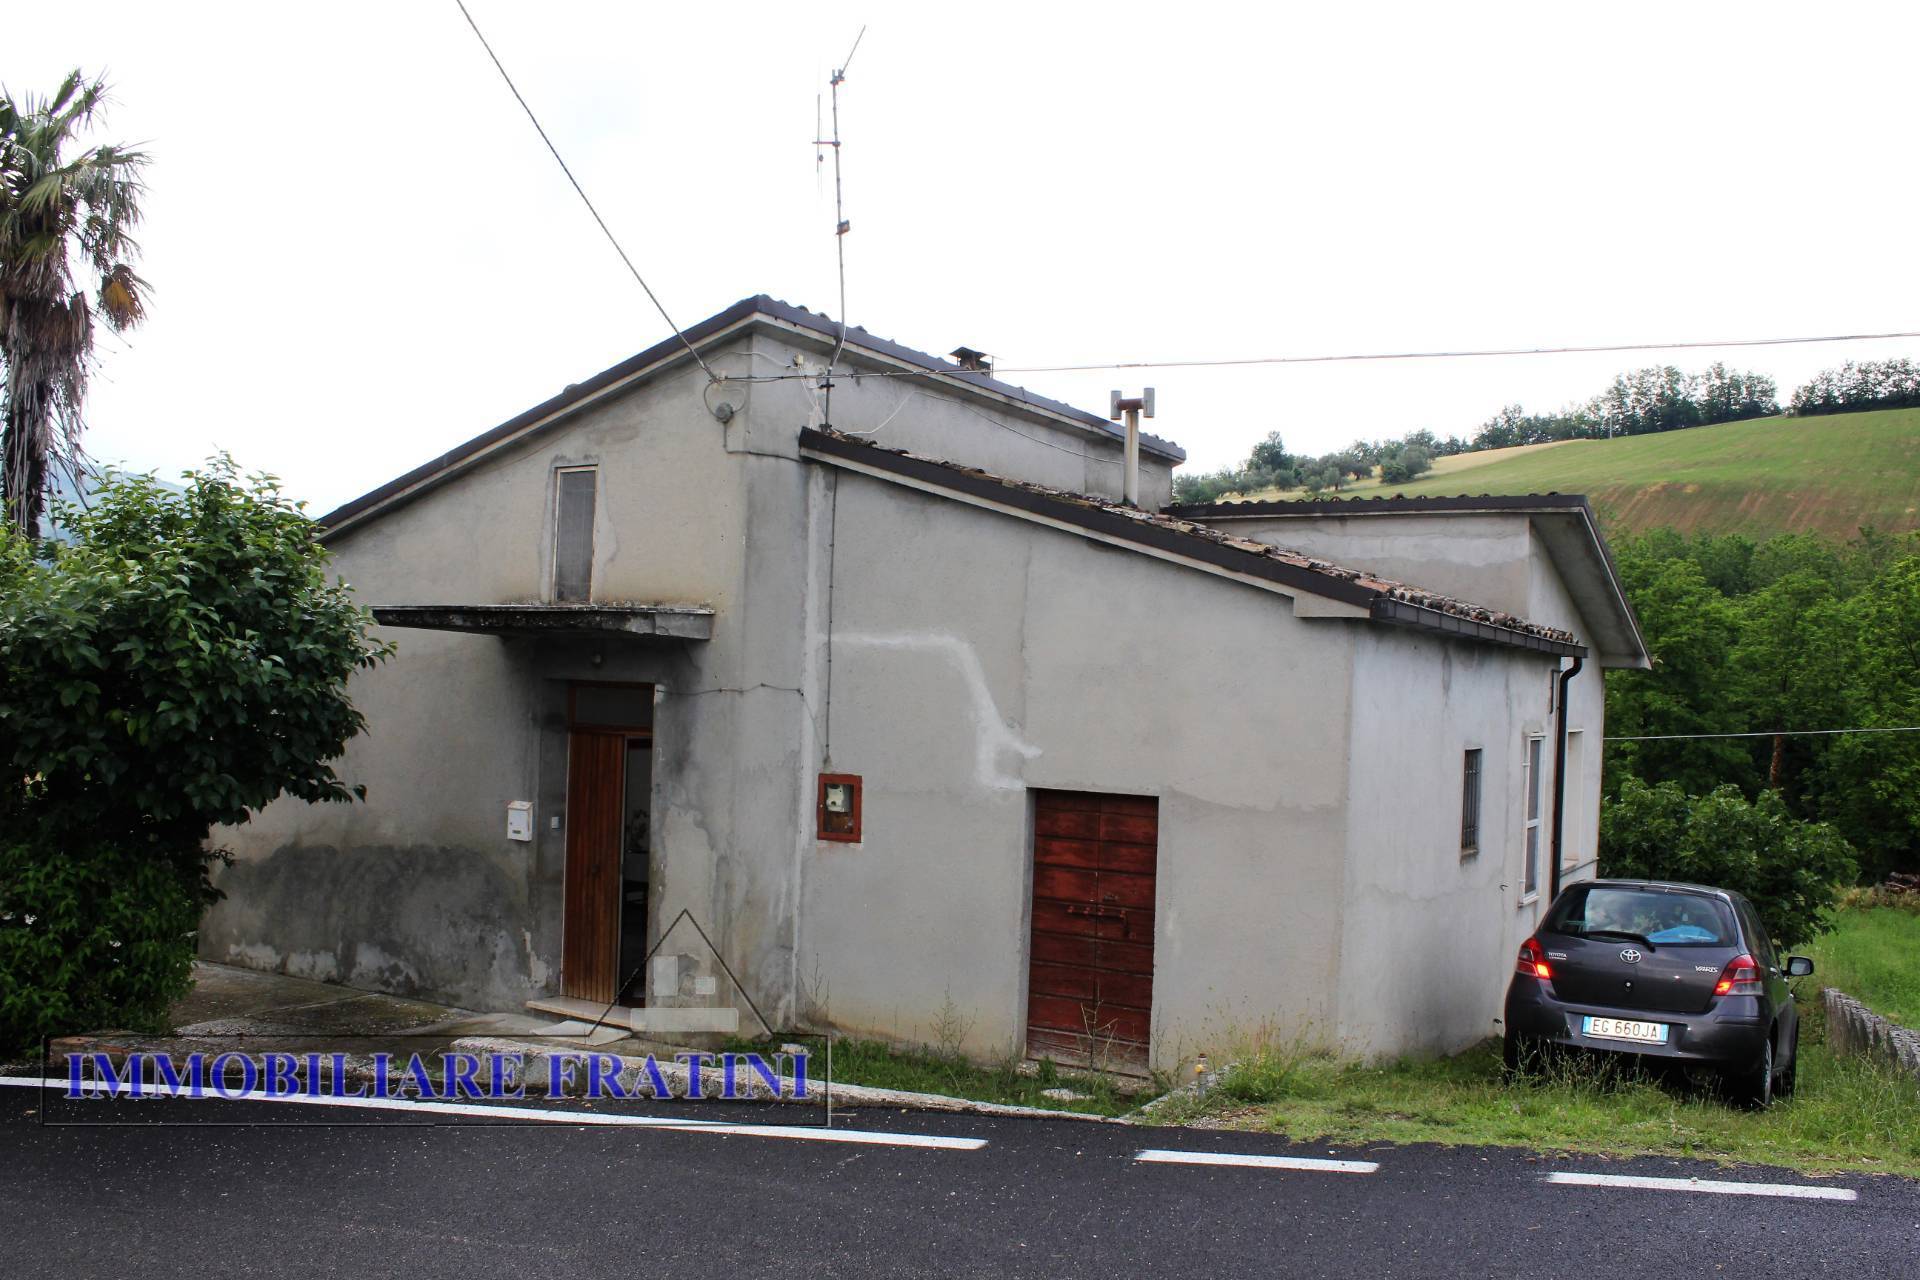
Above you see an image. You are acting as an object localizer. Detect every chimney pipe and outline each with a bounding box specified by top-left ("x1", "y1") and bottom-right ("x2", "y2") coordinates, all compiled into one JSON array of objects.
[{"x1": 1109, "y1": 388, "x2": 1155, "y2": 507}]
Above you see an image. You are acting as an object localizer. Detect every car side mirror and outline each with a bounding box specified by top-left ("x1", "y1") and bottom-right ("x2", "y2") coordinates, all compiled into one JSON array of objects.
[{"x1": 1785, "y1": 956, "x2": 1815, "y2": 978}]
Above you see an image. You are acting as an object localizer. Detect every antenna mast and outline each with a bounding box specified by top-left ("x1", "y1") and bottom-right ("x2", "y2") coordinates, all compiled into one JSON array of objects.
[{"x1": 815, "y1": 26, "x2": 865, "y2": 428}]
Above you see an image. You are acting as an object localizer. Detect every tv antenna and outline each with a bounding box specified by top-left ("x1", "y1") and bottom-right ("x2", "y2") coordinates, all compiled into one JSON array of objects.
[{"x1": 813, "y1": 25, "x2": 865, "y2": 427}]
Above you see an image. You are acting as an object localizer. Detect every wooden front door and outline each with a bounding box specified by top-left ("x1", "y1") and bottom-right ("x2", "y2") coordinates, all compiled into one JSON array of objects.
[
  {"x1": 1026, "y1": 790, "x2": 1158, "y2": 1070},
  {"x1": 562, "y1": 730, "x2": 625, "y2": 1002}
]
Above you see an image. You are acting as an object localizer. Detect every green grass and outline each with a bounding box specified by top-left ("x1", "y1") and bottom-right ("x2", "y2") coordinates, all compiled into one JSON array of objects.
[
  {"x1": 1804, "y1": 900, "x2": 1920, "y2": 1026},
  {"x1": 1238, "y1": 408, "x2": 1920, "y2": 540},
  {"x1": 1148, "y1": 1036, "x2": 1920, "y2": 1177},
  {"x1": 725, "y1": 1035, "x2": 1153, "y2": 1117}
]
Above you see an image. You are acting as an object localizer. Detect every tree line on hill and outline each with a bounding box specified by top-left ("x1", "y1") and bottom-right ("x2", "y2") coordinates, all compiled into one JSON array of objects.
[
  {"x1": 1788, "y1": 358, "x2": 1920, "y2": 416},
  {"x1": 1473, "y1": 362, "x2": 1780, "y2": 449},
  {"x1": 1171, "y1": 356, "x2": 1919, "y2": 505},
  {"x1": 1603, "y1": 526, "x2": 1920, "y2": 895},
  {"x1": 1171, "y1": 431, "x2": 1446, "y2": 506}
]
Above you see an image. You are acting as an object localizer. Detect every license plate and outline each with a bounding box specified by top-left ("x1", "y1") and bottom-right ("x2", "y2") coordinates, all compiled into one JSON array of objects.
[{"x1": 1582, "y1": 1016, "x2": 1668, "y2": 1044}]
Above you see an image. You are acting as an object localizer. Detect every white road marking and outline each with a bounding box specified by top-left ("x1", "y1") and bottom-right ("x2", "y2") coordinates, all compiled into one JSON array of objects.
[
  {"x1": 1546, "y1": 1171, "x2": 1857, "y2": 1201},
  {"x1": 1135, "y1": 1148, "x2": 1379, "y2": 1174},
  {"x1": 0, "y1": 1076, "x2": 984, "y2": 1150}
]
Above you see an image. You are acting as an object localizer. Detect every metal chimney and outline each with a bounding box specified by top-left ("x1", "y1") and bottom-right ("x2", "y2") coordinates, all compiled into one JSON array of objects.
[{"x1": 1109, "y1": 388, "x2": 1155, "y2": 507}]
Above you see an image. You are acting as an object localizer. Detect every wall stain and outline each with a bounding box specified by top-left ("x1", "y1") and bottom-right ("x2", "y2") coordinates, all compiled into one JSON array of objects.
[{"x1": 205, "y1": 843, "x2": 540, "y2": 1010}]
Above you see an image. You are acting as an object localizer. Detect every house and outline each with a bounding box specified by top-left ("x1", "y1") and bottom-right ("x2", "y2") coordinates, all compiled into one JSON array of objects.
[{"x1": 202, "y1": 295, "x2": 1648, "y2": 1069}]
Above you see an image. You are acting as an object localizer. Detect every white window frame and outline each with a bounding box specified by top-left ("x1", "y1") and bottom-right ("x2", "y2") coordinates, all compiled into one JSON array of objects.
[{"x1": 1520, "y1": 734, "x2": 1544, "y2": 904}]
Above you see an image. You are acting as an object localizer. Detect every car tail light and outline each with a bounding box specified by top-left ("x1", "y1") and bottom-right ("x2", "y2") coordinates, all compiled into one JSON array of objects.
[
  {"x1": 1516, "y1": 937, "x2": 1551, "y2": 980},
  {"x1": 1714, "y1": 954, "x2": 1763, "y2": 997}
]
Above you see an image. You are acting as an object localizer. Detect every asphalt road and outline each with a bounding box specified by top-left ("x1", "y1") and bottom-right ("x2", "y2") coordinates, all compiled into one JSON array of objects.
[{"x1": 2, "y1": 1084, "x2": 1915, "y2": 1278}]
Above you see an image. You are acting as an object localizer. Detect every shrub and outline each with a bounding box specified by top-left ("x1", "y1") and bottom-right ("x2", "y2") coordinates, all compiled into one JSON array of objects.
[
  {"x1": 1600, "y1": 778, "x2": 1857, "y2": 950},
  {"x1": 0, "y1": 459, "x2": 390, "y2": 1048},
  {"x1": 0, "y1": 834, "x2": 205, "y2": 1056}
]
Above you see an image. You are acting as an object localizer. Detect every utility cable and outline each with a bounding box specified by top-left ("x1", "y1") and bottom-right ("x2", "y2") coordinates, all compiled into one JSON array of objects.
[
  {"x1": 453, "y1": 0, "x2": 716, "y2": 382},
  {"x1": 725, "y1": 328, "x2": 1920, "y2": 384},
  {"x1": 1606, "y1": 726, "x2": 1920, "y2": 742}
]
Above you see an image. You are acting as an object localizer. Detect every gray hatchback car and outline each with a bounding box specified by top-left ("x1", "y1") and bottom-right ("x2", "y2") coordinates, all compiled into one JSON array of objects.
[{"x1": 1503, "y1": 879, "x2": 1814, "y2": 1107}]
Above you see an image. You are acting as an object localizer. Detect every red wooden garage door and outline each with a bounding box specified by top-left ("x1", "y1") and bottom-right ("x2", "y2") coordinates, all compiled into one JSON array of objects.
[{"x1": 1026, "y1": 790, "x2": 1158, "y2": 1071}]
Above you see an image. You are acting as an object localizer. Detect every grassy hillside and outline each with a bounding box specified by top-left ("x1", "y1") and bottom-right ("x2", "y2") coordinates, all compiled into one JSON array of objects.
[{"x1": 1236, "y1": 409, "x2": 1920, "y2": 540}]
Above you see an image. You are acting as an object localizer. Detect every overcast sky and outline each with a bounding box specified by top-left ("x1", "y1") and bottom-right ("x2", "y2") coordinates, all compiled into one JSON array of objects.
[{"x1": 11, "y1": 1, "x2": 1920, "y2": 510}]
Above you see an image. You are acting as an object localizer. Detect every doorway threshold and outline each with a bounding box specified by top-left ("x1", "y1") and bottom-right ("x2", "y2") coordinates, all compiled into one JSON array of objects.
[
  {"x1": 524, "y1": 996, "x2": 635, "y2": 1031},
  {"x1": 524, "y1": 997, "x2": 740, "y2": 1036}
]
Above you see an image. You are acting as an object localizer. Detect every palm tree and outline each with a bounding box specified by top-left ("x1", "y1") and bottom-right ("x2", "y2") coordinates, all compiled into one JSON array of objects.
[{"x1": 0, "y1": 69, "x2": 148, "y2": 536}]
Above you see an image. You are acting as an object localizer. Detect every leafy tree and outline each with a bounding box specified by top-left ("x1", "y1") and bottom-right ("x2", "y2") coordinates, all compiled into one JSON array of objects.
[
  {"x1": 0, "y1": 70, "x2": 149, "y2": 535},
  {"x1": 1593, "y1": 366, "x2": 1703, "y2": 437},
  {"x1": 1809, "y1": 557, "x2": 1920, "y2": 881},
  {"x1": 0, "y1": 461, "x2": 392, "y2": 1050},
  {"x1": 1170, "y1": 468, "x2": 1239, "y2": 505},
  {"x1": 1603, "y1": 550, "x2": 1749, "y2": 796},
  {"x1": 1247, "y1": 431, "x2": 1293, "y2": 475},
  {"x1": 1300, "y1": 462, "x2": 1344, "y2": 494},
  {"x1": 1695, "y1": 362, "x2": 1779, "y2": 424},
  {"x1": 1749, "y1": 531, "x2": 1848, "y2": 592},
  {"x1": 1790, "y1": 359, "x2": 1920, "y2": 416},
  {"x1": 1727, "y1": 572, "x2": 1848, "y2": 792},
  {"x1": 1685, "y1": 532, "x2": 1757, "y2": 596},
  {"x1": 1377, "y1": 443, "x2": 1432, "y2": 485},
  {"x1": 1600, "y1": 779, "x2": 1856, "y2": 950},
  {"x1": 1602, "y1": 527, "x2": 1920, "y2": 880}
]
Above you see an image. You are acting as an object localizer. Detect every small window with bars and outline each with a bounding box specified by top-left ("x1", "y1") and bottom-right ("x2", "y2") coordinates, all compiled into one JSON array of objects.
[
  {"x1": 553, "y1": 466, "x2": 597, "y2": 602},
  {"x1": 1460, "y1": 748, "x2": 1483, "y2": 857}
]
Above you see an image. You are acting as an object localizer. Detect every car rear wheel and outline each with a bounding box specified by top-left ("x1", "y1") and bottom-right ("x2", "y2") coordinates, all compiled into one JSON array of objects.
[
  {"x1": 1776, "y1": 1026, "x2": 1799, "y2": 1100},
  {"x1": 1726, "y1": 1036, "x2": 1774, "y2": 1110}
]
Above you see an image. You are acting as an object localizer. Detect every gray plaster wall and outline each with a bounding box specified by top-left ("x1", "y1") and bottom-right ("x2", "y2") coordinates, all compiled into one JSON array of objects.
[
  {"x1": 1219, "y1": 513, "x2": 1536, "y2": 618},
  {"x1": 204, "y1": 341, "x2": 815, "y2": 1016},
  {"x1": 1337, "y1": 629, "x2": 1559, "y2": 1057},
  {"x1": 1329, "y1": 515, "x2": 1609, "y2": 1057},
  {"x1": 203, "y1": 315, "x2": 1179, "y2": 1022},
  {"x1": 205, "y1": 315, "x2": 1605, "y2": 1069},
  {"x1": 704, "y1": 329, "x2": 1177, "y2": 508},
  {"x1": 799, "y1": 466, "x2": 1361, "y2": 1066}
]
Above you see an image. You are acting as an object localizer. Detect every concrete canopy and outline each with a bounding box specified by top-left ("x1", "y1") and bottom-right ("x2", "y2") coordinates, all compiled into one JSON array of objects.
[{"x1": 369, "y1": 604, "x2": 714, "y2": 643}]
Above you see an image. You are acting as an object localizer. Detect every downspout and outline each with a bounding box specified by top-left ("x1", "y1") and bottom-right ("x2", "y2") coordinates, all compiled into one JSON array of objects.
[{"x1": 1548, "y1": 655, "x2": 1585, "y2": 903}]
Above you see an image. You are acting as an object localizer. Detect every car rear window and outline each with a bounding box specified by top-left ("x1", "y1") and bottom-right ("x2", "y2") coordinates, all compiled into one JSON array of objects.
[{"x1": 1544, "y1": 886, "x2": 1737, "y2": 946}]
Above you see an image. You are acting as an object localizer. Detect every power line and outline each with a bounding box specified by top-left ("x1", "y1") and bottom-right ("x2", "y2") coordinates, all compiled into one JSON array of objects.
[
  {"x1": 452, "y1": 0, "x2": 716, "y2": 382},
  {"x1": 724, "y1": 327, "x2": 1920, "y2": 384},
  {"x1": 1607, "y1": 726, "x2": 1920, "y2": 743}
]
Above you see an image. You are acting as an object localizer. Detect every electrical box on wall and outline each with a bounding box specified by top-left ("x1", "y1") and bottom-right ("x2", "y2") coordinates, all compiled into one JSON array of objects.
[
  {"x1": 506, "y1": 801, "x2": 534, "y2": 842},
  {"x1": 817, "y1": 773, "x2": 862, "y2": 843}
]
